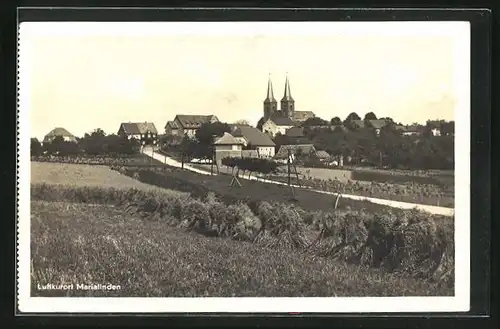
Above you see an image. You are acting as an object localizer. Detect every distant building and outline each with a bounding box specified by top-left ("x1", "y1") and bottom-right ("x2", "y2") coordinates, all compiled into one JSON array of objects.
[
  {"x1": 395, "y1": 125, "x2": 422, "y2": 136},
  {"x1": 213, "y1": 132, "x2": 244, "y2": 163},
  {"x1": 43, "y1": 127, "x2": 77, "y2": 143},
  {"x1": 118, "y1": 122, "x2": 158, "y2": 145},
  {"x1": 257, "y1": 74, "x2": 316, "y2": 133},
  {"x1": 231, "y1": 126, "x2": 276, "y2": 158},
  {"x1": 262, "y1": 116, "x2": 295, "y2": 137},
  {"x1": 165, "y1": 114, "x2": 219, "y2": 137},
  {"x1": 351, "y1": 119, "x2": 388, "y2": 135}
]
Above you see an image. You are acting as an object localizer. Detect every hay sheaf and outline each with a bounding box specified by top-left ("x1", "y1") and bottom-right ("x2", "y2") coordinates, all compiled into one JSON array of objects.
[{"x1": 31, "y1": 183, "x2": 454, "y2": 284}]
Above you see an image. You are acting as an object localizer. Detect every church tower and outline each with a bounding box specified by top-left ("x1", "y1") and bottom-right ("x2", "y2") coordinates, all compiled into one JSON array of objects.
[
  {"x1": 263, "y1": 74, "x2": 277, "y2": 121},
  {"x1": 281, "y1": 73, "x2": 295, "y2": 119}
]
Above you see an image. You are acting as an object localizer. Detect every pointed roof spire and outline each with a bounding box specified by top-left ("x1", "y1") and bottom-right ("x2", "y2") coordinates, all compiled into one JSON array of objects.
[
  {"x1": 264, "y1": 73, "x2": 276, "y2": 103},
  {"x1": 282, "y1": 72, "x2": 294, "y2": 102}
]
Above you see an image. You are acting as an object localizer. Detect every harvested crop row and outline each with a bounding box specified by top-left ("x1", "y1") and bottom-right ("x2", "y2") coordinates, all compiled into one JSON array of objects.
[{"x1": 31, "y1": 183, "x2": 454, "y2": 288}]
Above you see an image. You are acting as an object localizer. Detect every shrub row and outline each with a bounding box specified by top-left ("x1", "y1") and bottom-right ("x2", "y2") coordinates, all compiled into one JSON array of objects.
[
  {"x1": 222, "y1": 157, "x2": 279, "y2": 175},
  {"x1": 31, "y1": 155, "x2": 154, "y2": 166},
  {"x1": 31, "y1": 183, "x2": 454, "y2": 287}
]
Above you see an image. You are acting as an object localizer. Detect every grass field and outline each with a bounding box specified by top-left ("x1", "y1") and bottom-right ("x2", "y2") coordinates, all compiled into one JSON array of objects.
[
  {"x1": 31, "y1": 200, "x2": 452, "y2": 297},
  {"x1": 31, "y1": 162, "x2": 187, "y2": 196},
  {"x1": 29, "y1": 161, "x2": 454, "y2": 297}
]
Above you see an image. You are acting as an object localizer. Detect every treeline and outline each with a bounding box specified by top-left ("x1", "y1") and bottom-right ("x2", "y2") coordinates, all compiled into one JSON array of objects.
[
  {"x1": 276, "y1": 114, "x2": 455, "y2": 170},
  {"x1": 31, "y1": 129, "x2": 140, "y2": 156}
]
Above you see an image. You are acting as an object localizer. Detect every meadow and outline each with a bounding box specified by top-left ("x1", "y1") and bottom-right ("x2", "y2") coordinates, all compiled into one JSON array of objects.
[{"x1": 30, "y1": 161, "x2": 454, "y2": 297}]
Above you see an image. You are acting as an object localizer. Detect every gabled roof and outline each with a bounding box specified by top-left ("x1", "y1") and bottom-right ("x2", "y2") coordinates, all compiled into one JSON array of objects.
[
  {"x1": 267, "y1": 116, "x2": 295, "y2": 126},
  {"x1": 368, "y1": 119, "x2": 388, "y2": 129},
  {"x1": 165, "y1": 120, "x2": 180, "y2": 129},
  {"x1": 120, "y1": 122, "x2": 158, "y2": 135},
  {"x1": 43, "y1": 127, "x2": 77, "y2": 142},
  {"x1": 292, "y1": 111, "x2": 315, "y2": 122},
  {"x1": 276, "y1": 144, "x2": 316, "y2": 158},
  {"x1": 214, "y1": 132, "x2": 244, "y2": 145},
  {"x1": 352, "y1": 120, "x2": 365, "y2": 128},
  {"x1": 232, "y1": 126, "x2": 275, "y2": 147},
  {"x1": 285, "y1": 127, "x2": 304, "y2": 137},
  {"x1": 174, "y1": 114, "x2": 219, "y2": 129}
]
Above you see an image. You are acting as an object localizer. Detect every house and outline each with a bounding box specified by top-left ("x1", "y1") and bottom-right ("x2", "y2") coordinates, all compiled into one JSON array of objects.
[
  {"x1": 165, "y1": 114, "x2": 219, "y2": 137},
  {"x1": 118, "y1": 122, "x2": 158, "y2": 145},
  {"x1": 43, "y1": 127, "x2": 78, "y2": 143},
  {"x1": 351, "y1": 119, "x2": 388, "y2": 134},
  {"x1": 275, "y1": 144, "x2": 317, "y2": 160},
  {"x1": 164, "y1": 120, "x2": 181, "y2": 136},
  {"x1": 396, "y1": 125, "x2": 422, "y2": 136},
  {"x1": 292, "y1": 111, "x2": 315, "y2": 122},
  {"x1": 213, "y1": 132, "x2": 244, "y2": 163},
  {"x1": 231, "y1": 126, "x2": 276, "y2": 158},
  {"x1": 262, "y1": 116, "x2": 295, "y2": 137}
]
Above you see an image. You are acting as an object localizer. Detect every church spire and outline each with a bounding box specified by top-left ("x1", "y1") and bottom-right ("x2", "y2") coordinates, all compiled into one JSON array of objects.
[
  {"x1": 263, "y1": 73, "x2": 277, "y2": 121},
  {"x1": 264, "y1": 73, "x2": 276, "y2": 103},
  {"x1": 282, "y1": 72, "x2": 294, "y2": 102}
]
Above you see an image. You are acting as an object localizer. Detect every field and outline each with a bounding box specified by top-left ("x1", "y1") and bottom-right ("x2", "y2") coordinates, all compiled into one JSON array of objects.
[
  {"x1": 31, "y1": 201, "x2": 451, "y2": 297},
  {"x1": 31, "y1": 162, "x2": 186, "y2": 196},
  {"x1": 174, "y1": 163, "x2": 454, "y2": 208},
  {"x1": 29, "y1": 161, "x2": 455, "y2": 297}
]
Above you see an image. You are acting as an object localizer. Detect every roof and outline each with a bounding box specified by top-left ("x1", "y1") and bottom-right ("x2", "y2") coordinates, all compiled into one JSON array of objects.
[
  {"x1": 276, "y1": 144, "x2": 316, "y2": 158},
  {"x1": 285, "y1": 127, "x2": 304, "y2": 137},
  {"x1": 43, "y1": 127, "x2": 76, "y2": 142},
  {"x1": 351, "y1": 119, "x2": 387, "y2": 129},
  {"x1": 214, "y1": 132, "x2": 244, "y2": 145},
  {"x1": 315, "y1": 150, "x2": 331, "y2": 159},
  {"x1": 174, "y1": 114, "x2": 219, "y2": 129},
  {"x1": 165, "y1": 120, "x2": 180, "y2": 129},
  {"x1": 232, "y1": 126, "x2": 275, "y2": 147},
  {"x1": 264, "y1": 75, "x2": 277, "y2": 103},
  {"x1": 368, "y1": 120, "x2": 388, "y2": 129},
  {"x1": 120, "y1": 122, "x2": 158, "y2": 135},
  {"x1": 267, "y1": 116, "x2": 295, "y2": 126},
  {"x1": 281, "y1": 75, "x2": 294, "y2": 102},
  {"x1": 292, "y1": 111, "x2": 315, "y2": 122}
]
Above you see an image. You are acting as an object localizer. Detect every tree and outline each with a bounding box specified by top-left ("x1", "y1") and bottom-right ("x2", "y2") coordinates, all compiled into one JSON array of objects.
[
  {"x1": 330, "y1": 116, "x2": 342, "y2": 125},
  {"x1": 302, "y1": 117, "x2": 329, "y2": 127},
  {"x1": 91, "y1": 128, "x2": 106, "y2": 137},
  {"x1": 31, "y1": 138, "x2": 42, "y2": 156},
  {"x1": 256, "y1": 118, "x2": 265, "y2": 131},
  {"x1": 364, "y1": 112, "x2": 377, "y2": 121},
  {"x1": 345, "y1": 112, "x2": 361, "y2": 122},
  {"x1": 195, "y1": 122, "x2": 232, "y2": 159},
  {"x1": 234, "y1": 119, "x2": 250, "y2": 125}
]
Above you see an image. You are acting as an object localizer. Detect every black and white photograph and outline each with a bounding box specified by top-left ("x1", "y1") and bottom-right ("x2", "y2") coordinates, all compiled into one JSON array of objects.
[{"x1": 17, "y1": 14, "x2": 471, "y2": 313}]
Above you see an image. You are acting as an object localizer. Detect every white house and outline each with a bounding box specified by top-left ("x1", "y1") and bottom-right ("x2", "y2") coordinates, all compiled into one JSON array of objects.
[
  {"x1": 231, "y1": 126, "x2": 276, "y2": 158},
  {"x1": 213, "y1": 132, "x2": 244, "y2": 163},
  {"x1": 262, "y1": 116, "x2": 295, "y2": 137},
  {"x1": 117, "y1": 122, "x2": 159, "y2": 145}
]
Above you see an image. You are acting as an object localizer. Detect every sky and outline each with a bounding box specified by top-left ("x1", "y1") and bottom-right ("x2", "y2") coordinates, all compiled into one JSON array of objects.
[{"x1": 18, "y1": 22, "x2": 470, "y2": 140}]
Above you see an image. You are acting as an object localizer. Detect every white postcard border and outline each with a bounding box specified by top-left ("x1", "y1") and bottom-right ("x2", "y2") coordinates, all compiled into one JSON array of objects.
[{"x1": 17, "y1": 21, "x2": 470, "y2": 313}]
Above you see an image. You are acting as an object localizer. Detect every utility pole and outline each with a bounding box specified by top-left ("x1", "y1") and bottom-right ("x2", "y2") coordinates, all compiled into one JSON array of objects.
[{"x1": 287, "y1": 149, "x2": 291, "y2": 186}]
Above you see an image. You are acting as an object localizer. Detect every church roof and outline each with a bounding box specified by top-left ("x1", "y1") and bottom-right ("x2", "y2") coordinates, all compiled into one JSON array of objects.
[
  {"x1": 268, "y1": 116, "x2": 295, "y2": 126},
  {"x1": 264, "y1": 75, "x2": 277, "y2": 103},
  {"x1": 281, "y1": 74, "x2": 294, "y2": 102}
]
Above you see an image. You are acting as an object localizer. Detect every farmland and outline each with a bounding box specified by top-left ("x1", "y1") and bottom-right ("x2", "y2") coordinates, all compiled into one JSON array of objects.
[
  {"x1": 29, "y1": 161, "x2": 454, "y2": 297},
  {"x1": 31, "y1": 200, "x2": 451, "y2": 297}
]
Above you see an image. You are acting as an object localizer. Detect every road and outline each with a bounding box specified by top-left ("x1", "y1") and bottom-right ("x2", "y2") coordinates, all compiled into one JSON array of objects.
[{"x1": 140, "y1": 147, "x2": 454, "y2": 217}]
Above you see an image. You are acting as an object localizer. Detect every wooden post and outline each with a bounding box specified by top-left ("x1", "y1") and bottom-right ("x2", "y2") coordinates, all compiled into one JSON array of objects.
[
  {"x1": 287, "y1": 149, "x2": 291, "y2": 186},
  {"x1": 181, "y1": 152, "x2": 184, "y2": 169}
]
